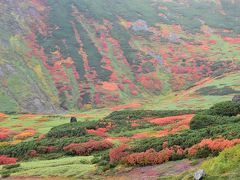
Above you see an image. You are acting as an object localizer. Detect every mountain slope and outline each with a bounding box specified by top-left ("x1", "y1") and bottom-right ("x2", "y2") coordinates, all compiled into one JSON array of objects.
[{"x1": 0, "y1": 0, "x2": 240, "y2": 112}]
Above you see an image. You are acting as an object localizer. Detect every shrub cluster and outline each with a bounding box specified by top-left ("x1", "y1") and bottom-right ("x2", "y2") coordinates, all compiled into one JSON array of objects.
[
  {"x1": 0, "y1": 155, "x2": 17, "y2": 165},
  {"x1": 63, "y1": 140, "x2": 113, "y2": 155},
  {"x1": 207, "y1": 101, "x2": 240, "y2": 116},
  {"x1": 105, "y1": 110, "x2": 200, "y2": 122},
  {"x1": 190, "y1": 114, "x2": 240, "y2": 130}
]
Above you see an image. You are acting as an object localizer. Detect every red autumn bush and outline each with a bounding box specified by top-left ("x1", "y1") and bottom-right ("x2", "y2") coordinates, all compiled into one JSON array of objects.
[
  {"x1": 109, "y1": 144, "x2": 129, "y2": 163},
  {"x1": 0, "y1": 113, "x2": 7, "y2": 119},
  {"x1": 0, "y1": 133, "x2": 8, "y2": 140},
  {"x1": 187, "y1": 138, "x2": 240, "y2": 156},
  {"x1": 39, "y1": 146, "x2": 58, "y2": 154},
  {"x1": 123, "y1": 148, "x2": 174, "y2": 166},
  {"x1": 63, "y1": 140, "x2": 113, "y2": 155},
  {"x1": 29, "y1": 150, "x2": 38, "y2": 157},
  {"x1": 0, "y1": 155, "x2": 17, "y2": 165},
  {"x1": 14, "y1": 128, "x2": 36, "y2": 140},
  {"x1": 149, "y1": 114, "x2": 194, "y2": 126},
  {"x1": 86, "y1": 128, "x2": 107, "y2": 137}
]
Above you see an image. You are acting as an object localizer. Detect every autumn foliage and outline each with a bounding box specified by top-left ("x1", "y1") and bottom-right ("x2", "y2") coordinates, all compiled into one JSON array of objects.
[
  {"x1": 187, "y1": 138, "x2": 240, "y2": 156},
  {"x1": 63, "y1": 140, "x2": 113, "y2": 155},
  {"x1": 109, "y1": 144, "x2": 129, "y2": 163},
  {"x1": 86, "y1": 128, "x2": 107, "y2": 137},
  {"x1": 14, "y1": 128, "x2": 36, "y2": 140},
  {"x1": 0, "y1": 113, "x2": 7, "y2": 119},
  {"x1": 149, "y1": 114, "x2": 194, "y2": 126},
  {"x1": 0, "y1": 155, "x2": 17, "y2": 165},
  {"x1": 122, "y1": 148, "x2": 174, "y2": 166}
]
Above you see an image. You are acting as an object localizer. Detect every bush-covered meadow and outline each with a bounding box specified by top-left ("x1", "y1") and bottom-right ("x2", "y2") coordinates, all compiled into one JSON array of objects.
[{"x1": 0, "y1": 100, "x2": 240, "y2": 178}]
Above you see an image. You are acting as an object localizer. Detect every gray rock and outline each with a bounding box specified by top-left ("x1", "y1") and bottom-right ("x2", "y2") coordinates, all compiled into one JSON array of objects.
[
  {"x1": 70, "y1": 117, "x2": 77, "y2": 123},
  {"x1": 193, "y1": 169, "x2": 205, "y2": 180},
  {"x1": 232, "y1": 95, "x2": 240, "y2": 103}
]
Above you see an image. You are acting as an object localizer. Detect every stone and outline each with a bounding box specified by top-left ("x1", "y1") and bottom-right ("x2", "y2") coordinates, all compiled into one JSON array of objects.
[
  {"x1": 193, "y1": 169, "x2": 206, "y2": 180},
  {"x1": 232, "y1": 95, "x2": 240, "y2": 103},
  {"x1": 70, "y1": 117, "x2": 77, "y2": 123}
]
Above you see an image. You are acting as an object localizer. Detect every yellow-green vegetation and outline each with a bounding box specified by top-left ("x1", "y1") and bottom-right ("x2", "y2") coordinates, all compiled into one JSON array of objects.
[
  {"x1": 201, "y1": 145, "x2": 240, "y2": 179},
  {"x1": 0, "y1": 156, "x2": 95, "y2": 178}
]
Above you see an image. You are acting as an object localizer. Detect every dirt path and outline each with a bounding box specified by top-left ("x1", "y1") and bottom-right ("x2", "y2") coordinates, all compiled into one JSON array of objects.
[{"x1": 105, "y1": 159, "x2": 202, "y2": 180}]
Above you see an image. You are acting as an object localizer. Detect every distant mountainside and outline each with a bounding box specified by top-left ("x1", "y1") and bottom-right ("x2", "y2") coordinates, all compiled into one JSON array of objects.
[{"x1": 0, "y1": 0, "x2": 239, "y2": 113}]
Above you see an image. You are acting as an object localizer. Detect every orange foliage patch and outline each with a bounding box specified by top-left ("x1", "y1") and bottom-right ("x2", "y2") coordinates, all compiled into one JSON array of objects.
[
  {"x1": 0, "y1": 155, "x2": 17, "y2": 165},
  {"x1": 86, "y1": 128, "x2": 107, "y2": 137},
  {"x1": 18, "y1": 114, "x2": 38, "y2": 119},
  {"x1": 14, "y1": 128, "x2": 36, "y2": 140},
  {"x1": 131, "y1": 114, "x2": 194, "y2": 139},
  {"x1": 187, "y1": 138, "x2": 240, "y2": 156},
  {"x1": 123, "y1": 148, "x2": 174, "y2": 165},
  {"x1": 37, "y1": 117, "x2": 49, "y2": 123},
  {"x1": 223, "y1": 37, "x2": 240, "y2": 43},
  {"x1": 131, "y1": 123, "x2": 140, "y2": 127},
  {"x1": 0, "y1": 127, "x2": 17, "y2": 140},
  {"x1": 109, "y1": 144, "x2": 129, "y2": 163},
  {"x1": 63, "y1": 140, "x2": 113, "y2": 155},
  {"x1": 0, "y1": 113, "x2": 7, "y2": 119},
  {"x1": 101, "y1": 82, "x2": 119, "y2": 91},
  {"x1": 132, "y1": 132, "x2": 155, "y2": 139},
  {"x1": 0, "y1": 140, "x2": 21, "y2": 147},
  {"x1": 109, "y1": 103, "x2": 142, "y2": 111},
  {"x1": 137, "y1": 75, "x2": 162, "y2": 91},
  {"x1": 149, "y1": 114, "x2": 194, "y2": 126}
]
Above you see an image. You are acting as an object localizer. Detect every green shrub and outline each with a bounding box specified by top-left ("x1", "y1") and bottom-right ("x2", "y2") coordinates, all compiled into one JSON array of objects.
[
  {"x1": 0, "y1": 141, "x2": 38, "y2": 158},
  {"x1": 131, "y1": 123, "x2": 240, "y2": 153},
  {"x1": 105, "y1": 110, "x2": 200, "y2": 122},
  {"x1": 46, "y1": 121, "x2": 102, "y2": 138},
  {"x1": 1, "y1": 171, "x2": 10, "y2": 178},
  {"x1": 208, "y1": 101, "x2": 240, "y2": 116},
  {"x1": 2, "y1": 163, "x2": 20, "y2": 169},
  {"x1": 190, "y1": 114, "x2": 240, "y2": 130}
]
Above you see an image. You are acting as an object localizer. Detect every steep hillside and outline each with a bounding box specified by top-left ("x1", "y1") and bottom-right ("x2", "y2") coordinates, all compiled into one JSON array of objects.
[{"x1": 0, "y1": 0, "x2": 240, "y2": 112}]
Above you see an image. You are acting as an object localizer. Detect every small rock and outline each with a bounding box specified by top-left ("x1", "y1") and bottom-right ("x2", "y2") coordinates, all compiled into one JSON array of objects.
[
  {"x1": 70, "y1": 117, "x2": 77, "y2": 123},
  {"x1": 232, "y1": 95, "x2": 240, "y2": 103},
  {"x1": 193, "y1": 169, "x2": 205, "y2": 180}
]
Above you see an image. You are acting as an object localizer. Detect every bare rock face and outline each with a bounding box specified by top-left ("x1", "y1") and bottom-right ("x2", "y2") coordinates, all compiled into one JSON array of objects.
[{"x1": 232, "y1": 95, "x2": 240, "y2": 103}]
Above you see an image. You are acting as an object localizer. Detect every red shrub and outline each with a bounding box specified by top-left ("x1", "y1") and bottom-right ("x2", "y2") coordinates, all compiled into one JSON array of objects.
[
  {"x1": 14, "y1": 128, "x2": 36, "y2": 140},
  {"x1": 187, "y1": 138, "x2": 240, "y2": 156},
  {"x1": 39, "y1": 146, "x2": 58, "y2": 154},
  {"x1": 0, "y1": 133, "x2": 8, "y2": 140},
  {"x1": 123, "y1": 148, "x2": 174, "y2": 166},
  {"x1": 162, "y1": 141, "x2": 168, "y2": 149},
  {"x1": 131, "y1": 123, "x2": 140, "y2": 127},
  {"x1": 109, "y1": 144, "x2": 129, "y2": 163},
  {"x1": 149, "y1": 114, "x2": 194, "y2": 126},
  {"x1": 0, "y1": 155, "x2": 17, "y2": 165},
  {"x1": 36, "y1": 134, "x2": 46, "y2": 141},
  {"x1": 29, "y1": 150, "x2": 38, "y2": 157},
  {"x1": 86, "y1": 128, "x2": 107, "y2": 137},
  {"x1": 0, "y1": 113, "x2": 7, "y2": 119},
  {"x1": 63, "y1": 140, "x2": 113, "y2": 155}
]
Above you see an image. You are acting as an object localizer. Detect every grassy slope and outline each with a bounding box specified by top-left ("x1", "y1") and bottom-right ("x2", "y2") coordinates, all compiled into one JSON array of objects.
[
  {"x1": 160, "y1": 145, "x2": 240, "y2": 180},
  {"x1": 0, "y1": 156, "x2": 95, "y2": 178},
  {"x1": 143, "y1": 72, "x2": 240, "y2": 110}
]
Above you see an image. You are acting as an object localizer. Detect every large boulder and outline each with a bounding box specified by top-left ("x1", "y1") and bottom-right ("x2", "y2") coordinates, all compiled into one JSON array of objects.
[
  {"x1": 232, "y1": 95, "x2": 240, "y2": 103},
  {"x1": 193, "y1": 169, "x2": 206, "y2": 180}
]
